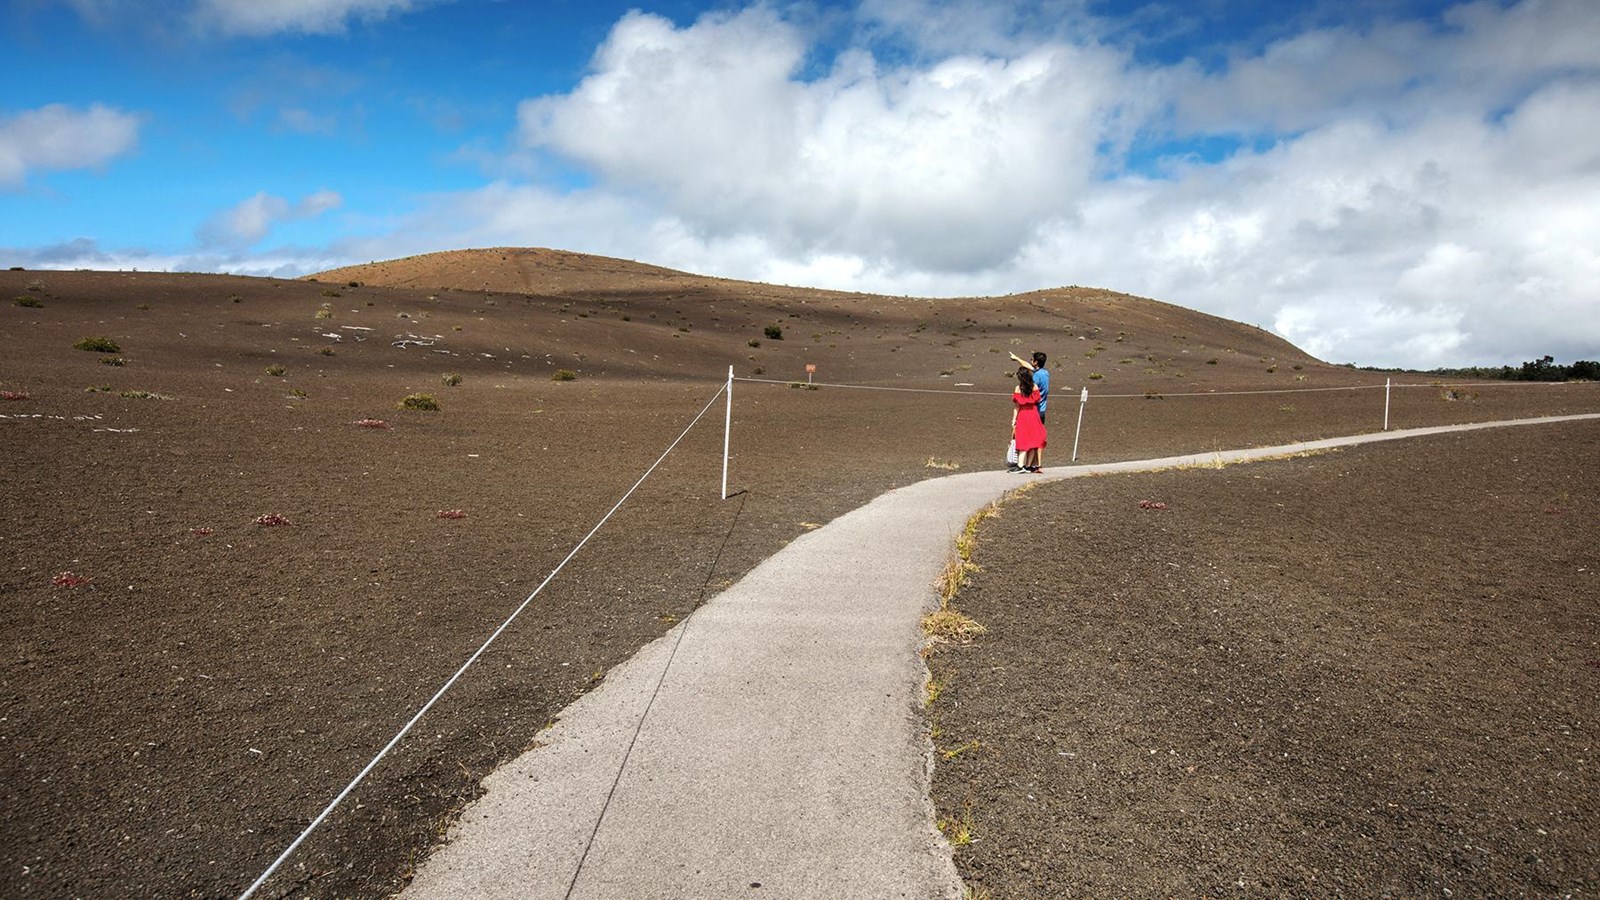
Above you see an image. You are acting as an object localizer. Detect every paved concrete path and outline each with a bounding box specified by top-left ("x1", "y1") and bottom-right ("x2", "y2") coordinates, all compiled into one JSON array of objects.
[{"x1": 403, "y1": 413, "x2": 1600, "y2": 900}]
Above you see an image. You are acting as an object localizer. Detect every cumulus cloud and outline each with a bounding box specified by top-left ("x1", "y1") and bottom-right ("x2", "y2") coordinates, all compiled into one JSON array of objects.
[
  {"x1": 486, "y1": 0, "x2": 1600, "y2": 367},
  {"x1": 198, "y1": 189, "x2": 343, "y2": 248},
  {"x1": 519, "y1": 7, "x2": 1143, "y2": 273},
  {"x1": 192, "y1": 0, "x2": 424, "y2": 36},
  {"x1": 0, "y1": 104, "x2": 141, "y2": 187}
]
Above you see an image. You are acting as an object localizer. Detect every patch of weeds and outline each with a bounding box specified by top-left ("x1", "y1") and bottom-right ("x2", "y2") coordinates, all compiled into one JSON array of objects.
[
  {"x1": 84, "y1": 385, "x2": 112, "y2": 393},
  {"x1": 1144, "y1": 389, "x2": 1163, "y2": 400},
  {"x1": 119, "y1": 390, "x2": 171, "y2": 400},
  {"x1": 442, "y1": 372, "x2": 463, "y2": 387},
  {"x1": 100, "y1": 356, "x2": 125, "y2": 367},
  {"x1": 621, "y1": 315, "x2": 631, "y2": 321},
  {"x1": 751, "y1": 366, "x2": 764, "y2": 375},
  {"x1": 924, "y1": 457, "x2": 960, "y2": 470},
  {"x1": 229, "y1": 293, "x2": 242, "y2": 303},
  {"x1": 925, "y1": 675, "x2": 947, "y2": 705},
  {"x1": 937, "y1": 809, "x2": 976, "y2": 849},
  {"x1": 452, "y1": 325, "x2": 463, "y2": 331},
  {"x1": 551, "y1": 369, "x2": 577, "y2": 382},
  {"x1": 1117, "y1": 357, "x2": 1134, "y2": 365},
  {"x1": 788, "y1": 381, "x2": 819, "y2": 390},
  {"x1": 74, "y1": 336, "x2": 120, "y2": 353},
  {"x1": 289, "y1": 388, "x2": 308, "y2": 398},
  {"x1": 941, "y1": 740, "x2": 980, "y2": 760},
  {"x1": 321, "y1": 289, "x2": 342, "y2": 298},
  {"x1": 318, "y1": 346, "x2": 336, "y2": 356},
  {"x1": 747, "y1": 338, "x2": 761, "y2": 348},
  {"x1": 1206, "y1": 358, "x2": 1218, "y2": 365},
  {"x1": 265, "y1": 364, "x2": 286, "y2": 376},
  {"x1": 135, "y1": 303, "x2": 150, "y2": 310},
  {"x1": 13, "y1": 296, "x2": 42, "y2": 308},
  {"x1": 315, "y1": 308, "x2": 333, "y2": 319},
  {"x1": 1266, "y1": 364, "x2": 1278, "y2": 373},
  {"x1": 399, "y1": 393, "x2": 440, "y2": 411},
  {"x1": 763, "y1": 324, "x2": 783, "y2": 340},
  {"x1": 1088, "y1": 372, "x2": 1104, "y2": 380}
]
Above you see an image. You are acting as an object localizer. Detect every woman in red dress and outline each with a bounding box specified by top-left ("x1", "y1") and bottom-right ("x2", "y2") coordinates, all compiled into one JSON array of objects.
[{"x1": 1011, "y1": 367, "x2": 1046, "y2": 473}]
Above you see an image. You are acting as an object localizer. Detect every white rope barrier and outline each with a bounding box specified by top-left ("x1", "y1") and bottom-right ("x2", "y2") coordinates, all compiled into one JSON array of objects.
[
  {"x1": 238, "y1": 381, "x2": 730, "y2": 900},
  {"x1": 734, "y1": 374, "x2": 1587, "y2": 400}
]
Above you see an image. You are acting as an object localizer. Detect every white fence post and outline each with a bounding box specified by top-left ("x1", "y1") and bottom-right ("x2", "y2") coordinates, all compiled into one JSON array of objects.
[
  {"x1": 721, "y1": 366, "x2": 732, "y2": 500},
  {"x1": 1384, "y1": 377, "x2": 1391, "y2": 431},
  {"x1": 1072, "y1": 387, "x2": 1088, "y2": 462}
]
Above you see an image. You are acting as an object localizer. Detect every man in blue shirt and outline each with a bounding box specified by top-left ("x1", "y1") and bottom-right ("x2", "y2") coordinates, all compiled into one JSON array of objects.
[{"x1": 1011, "y1": 351, "x2": 1050, "y2": 420}]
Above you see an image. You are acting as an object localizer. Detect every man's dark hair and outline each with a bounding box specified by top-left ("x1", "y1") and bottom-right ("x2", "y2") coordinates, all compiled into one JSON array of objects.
[{"x1": 1032, "y1": 351, "x2": 1047, "y2": 367}]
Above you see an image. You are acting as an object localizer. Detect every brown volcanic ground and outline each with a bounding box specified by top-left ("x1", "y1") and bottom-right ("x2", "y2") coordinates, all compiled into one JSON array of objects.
[{"x1": 0, "y1": 252, "x2": 1596, "y2": 898}]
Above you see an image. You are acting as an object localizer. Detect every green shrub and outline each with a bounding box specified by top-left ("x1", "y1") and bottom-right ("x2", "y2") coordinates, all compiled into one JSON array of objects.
[
  {"x1": 442, "y1": 372, "x2": 462, "y2": 387},
  {"x1": 399, "y1": 393, "x2": 440, "y2": 411},
  {"x1": 100, "y1": 356, "x2": 125, "y2": 367},
  {"x1": 13, "y1": 296, "x2": 42, "y2": 308},
  {"x1": 764, "y1": 325, "x2": 783, "y2": 340},
  {"x1": 119, "y1": 390, "x2": 170, "y2": 400},
  {"x1": 747, "y1": 339, "x2": 761, "y2": 348},
  {"x1": 315, "y1": 308, "x2": 333, "y2": 319},
  {"x1": 321, "y1": 289, "x2": 341, "y2": 298},
  {"x1": 1088, "y1": 372, "x2": 1104, "y2": 380},
  {"x1": 74, "y1": 336, "x2": 120, "y2": 353},
  {"x1": 551, "y1": 369, "x2": 577, "y2": 382},
  {"x1": 265, "y1": 364, "x2": 286, "y2": 377}
]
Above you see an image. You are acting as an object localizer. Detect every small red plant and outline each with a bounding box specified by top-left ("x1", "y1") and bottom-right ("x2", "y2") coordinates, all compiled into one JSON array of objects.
[
  {"x1": 0, "y1": 390, "x2": 28, "y2": 401},
  {"x1": 1139, "y1": 500, "x2": 1168, "y2": 510},
  {"x1": 191, "y1": 526, "x2": 214, "y2": 536},
  {"x1": 52, "y1": 572, "x2": 91, "y2": 588},
  {"x1": 356, "y1": 418, "x2": 391, "y2": 429},
  {"x1": 254, "y1": 513, "x2": 291, "y2": 527},
  {"x1": 436, "y1": 509, "x2": 467, "y2": 519}
]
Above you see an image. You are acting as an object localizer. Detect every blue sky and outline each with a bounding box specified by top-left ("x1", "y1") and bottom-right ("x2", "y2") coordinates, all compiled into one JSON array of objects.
[{"x1": 4, "y1": 0, "x2": 1598, "y2": 368}]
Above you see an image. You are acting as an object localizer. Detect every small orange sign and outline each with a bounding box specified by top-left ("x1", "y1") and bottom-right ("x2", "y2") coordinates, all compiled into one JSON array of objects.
[{"x1": 805, "y1": 364, "x2": 816, "y2": 373}]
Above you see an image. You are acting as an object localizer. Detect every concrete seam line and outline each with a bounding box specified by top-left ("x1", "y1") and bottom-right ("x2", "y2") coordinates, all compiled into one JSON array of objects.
[
  {"x1": 237, "y1": 381, "x2": 730, "y2": 900},
  {"x1": 562, "y1": 491, "x2": 751, "y2": 899}
]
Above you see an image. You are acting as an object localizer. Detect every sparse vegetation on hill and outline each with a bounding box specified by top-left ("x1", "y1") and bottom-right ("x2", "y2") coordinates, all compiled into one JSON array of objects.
[{"x1": 74, "y1": 336, "x2": 120, "y2": 353}]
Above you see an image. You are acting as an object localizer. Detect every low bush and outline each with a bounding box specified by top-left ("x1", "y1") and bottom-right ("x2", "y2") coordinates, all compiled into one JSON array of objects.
[
  {"x1": 13, "y1": 296, "x2": 42, "y2": 308},
  {"x1": 442, "y1": 372, "x2": 462, "y2": 387},
  {"x1": 74, "y1": 336, "x2": 120, "y2": 353},
  {"x1": 747, "y1": 339, "x2": 761, "y2": 348},
  {"x1": 100, "y1": 356, "x2": 125, "y2": 367},
  {"x1": 265, "y1": 364, "x2": 286, "y2": 377},
  {"x1": 764, "y1": 325, "x2": 783, "y2": 340},
  {"x1": 399, "y1": 393, "x2": 440, "y2": 411},
  {"x1": 551, "y1": 369, "x2": 577, "y2": 382}
]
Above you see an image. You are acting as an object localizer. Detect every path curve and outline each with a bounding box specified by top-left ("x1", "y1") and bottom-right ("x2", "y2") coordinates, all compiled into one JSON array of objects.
[{"x1": 403, "y1": 413, "x2": 1600, "y2": 900}]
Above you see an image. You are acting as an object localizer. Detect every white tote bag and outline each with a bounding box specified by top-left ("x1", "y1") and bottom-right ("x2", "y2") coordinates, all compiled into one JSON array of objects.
[{"x1": 1005, "y1": 438, "x2": 1018, "y2": 466}]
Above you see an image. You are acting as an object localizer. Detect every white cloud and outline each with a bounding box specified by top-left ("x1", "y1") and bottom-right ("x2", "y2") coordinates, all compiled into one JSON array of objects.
[
  {"x1": 488, "y1": 0, "x2": 1599, "y2": 367},
  {"x1": 519, "y1": 7, "x2": 1142, "y2": 273},
  {"x1": 192, "y1": 0, "x2": 422, "y2": 36},
  {"x1": 0, "y1": 104, "x2": 141, "y2": 187},
  {"x1": 198, "y1": 189, "x2": 343, "y2": 248}
]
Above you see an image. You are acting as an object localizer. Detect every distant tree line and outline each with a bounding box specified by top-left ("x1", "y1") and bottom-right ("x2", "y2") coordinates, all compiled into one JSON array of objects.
[{"x1": 1424, "y1": 355, "x2": 1600, "y2": 382}]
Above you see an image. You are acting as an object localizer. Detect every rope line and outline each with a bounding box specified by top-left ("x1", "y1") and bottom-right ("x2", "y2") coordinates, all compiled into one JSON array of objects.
[
  {"x1": 733, "y1": 375, "x2": 1586, "y2": 400},
  {"x1": 563, "y1": 491, "x2": 749, "y2": 900},
  {"x1": 238, "y1": 381, "x2": 730, "y2": 900}
]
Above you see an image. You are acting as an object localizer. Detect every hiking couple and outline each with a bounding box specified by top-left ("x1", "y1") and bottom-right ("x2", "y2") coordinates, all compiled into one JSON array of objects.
[{"x1": 1007, "y1": 351, "x2": 1048, "y2": 474}]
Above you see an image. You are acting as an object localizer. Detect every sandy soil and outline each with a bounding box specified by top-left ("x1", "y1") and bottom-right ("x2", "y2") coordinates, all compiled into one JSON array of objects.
[
  {"x1": 930, "y1": 420, "x2": 1600, "y2": 898},
  {"x1": 2, "y1": 258, "x2": 1597, "y2": 897}
]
